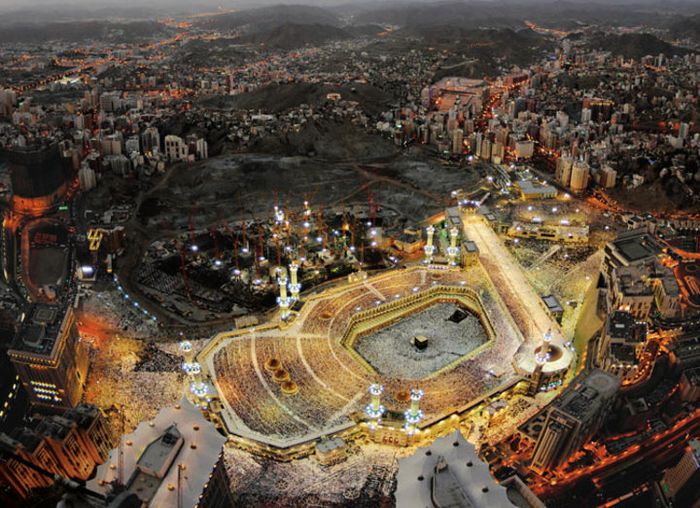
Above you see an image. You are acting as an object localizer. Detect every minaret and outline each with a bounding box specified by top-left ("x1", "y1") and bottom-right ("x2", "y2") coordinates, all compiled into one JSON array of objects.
[
  {"x1": 535, "y1": 328, "x2": 552, "y2": 364},
  {"x1": 277, "y1": 271, "x2": 291, "y2": 319},
  {"x1": 365, "y1": 384, "x2": 385, "y2": 429},
  {"x1": 180, "y1": 339, "x2": 206, "y2": 399},
  {"x1": 404, "y1": 388, "x2": 424, "y2": 435},
  {"x1": 288, "y1": 261, "x2": 301, "y2": 300},
  {"x1": 179, "y1": 340, "x2": 193, "y2": 363},
  {"x1": 447, "y1": 227, "x2": 460, "y2": 266},
  {"x1": 424, "y1": 226, "x2": 436, "y2": 264},
  {"x1": 273, "y1": 205, "x2": 285, "y2": 224}
]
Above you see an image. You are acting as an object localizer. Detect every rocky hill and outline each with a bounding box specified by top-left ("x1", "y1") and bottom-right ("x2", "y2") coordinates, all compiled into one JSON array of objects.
[
  {"x1": 195, "y1": 5, "x2": 340, "y2": 32},
  {"x1": 587, "y1": 32, "x2": 690, "y2": 59},
  {"x1": 240, "y1": 23, "x2": 350, "y2": 50}
]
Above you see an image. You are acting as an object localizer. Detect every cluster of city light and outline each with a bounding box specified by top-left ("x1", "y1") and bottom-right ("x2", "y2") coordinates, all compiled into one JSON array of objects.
[
  {"x1": 182, "y1": 361, "x2": 201, "y2": 375},
  {"x1": 113, "y1": 274, "x2": 157, "y2": 321}
]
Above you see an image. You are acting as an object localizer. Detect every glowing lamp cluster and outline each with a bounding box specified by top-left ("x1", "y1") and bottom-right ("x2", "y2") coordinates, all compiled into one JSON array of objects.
[
  {"x1": 182, "y1": 361, "x2": 201, "y2": 376},
  {"x1": 190, "y1": 381, "x2": 208, "y2": 398}
]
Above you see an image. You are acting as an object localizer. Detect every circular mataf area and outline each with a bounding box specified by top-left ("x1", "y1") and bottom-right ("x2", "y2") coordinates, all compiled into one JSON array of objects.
[{"x1": 353, "y1": 303, "x2": 489, "y2": 379}]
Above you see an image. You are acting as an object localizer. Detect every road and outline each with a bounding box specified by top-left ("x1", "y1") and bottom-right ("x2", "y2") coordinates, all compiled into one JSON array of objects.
[
  {"x1": 462, "y1": 216, "x2": 560, "y2": 341},
  {"x1": 537, "y1": 408, "x2": 700, "y2": 504}
]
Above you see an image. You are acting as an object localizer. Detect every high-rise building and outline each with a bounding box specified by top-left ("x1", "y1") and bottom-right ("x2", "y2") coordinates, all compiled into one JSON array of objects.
[
  {"x1": 78, "y1": 164, "x2": 97, "y2": 192},
  {"x1": 679, "y1": 367, "x2": 700, "y2": 402},
  {"x1": 195, "y1": 137, "x2": 209, "y2": 160},
  {"x1": 514, "y1": 139, "x2": 534, "y2": 159},
  {"x1": 89, "y1": 399, "x2": 234, "y2": 508},
  {"x1": 531, "y1": 370, "x2": 619, "y2": 473},
  {"x1": 396, "y1": 430, "x2": 535, "y2": 507},
  {"x1": 164, "y1": 135, "x2": 188, "y2": 162},
  {"x1": 569, "y1": 160, "x2": 589, "y2": 193},
  {"x1": 3, "y1": 141, "x2": 72, "y2": 216},
  {"x1": 0, "y1": 403, "x2": 112, "y2": 499},
  {"x1": 580, "y1": 107, "x2": 592, "y2": 124},
  {"x1": 140, "y1": 126, "x2": 160, "y2": 155},
  {"x1": 8, "y1": 305, "x2": 89, "y2": 412},
  {"x1": 555, "y1": 155, "x2": 573, "y2": 188},
  {"x1": 452, "y1": 129, "x2": 464, "y2": 154},
  {"x1": 125, "y1": 136, "x2": 140, "y2": 156},
  {"x1": 659, "y1": 440, "x2": 700, "y2": 506},
  {"x1": 595, "y1": 311, "x2": 647, "y2": 382},
  {"x1": 480, "y1": 138, "x2": 492, "y2": 160},
  {"x1": 0, "y1": 89, "x2": 16, "y2": 117},
  {"x1": 598, "y1": 165, "x2": 617, "y2": 189},
  {"x1": 101, "y1": 133, "x2": 123, "y2": 156}
]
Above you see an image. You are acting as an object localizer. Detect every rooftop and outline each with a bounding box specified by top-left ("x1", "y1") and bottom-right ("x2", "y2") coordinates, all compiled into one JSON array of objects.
[
  {"x1": 606, "y1": 311, "x2": 647, "y2": 343},
  {"x1": 542, "y1": 295, "x2": 564, "y2": 313},
  {"x1": 10, "y1": 304, "x2": 69, "y2": 357},
  {"x1": 89, "y1": 399, "x2": 226, "y2": 508},
  {"x1": 395, "y1": 430, "x2": 515, "y2": 508},
  {"x1": 682, "y1": 367, "x2": 700, "y2": 387},
  {"x1": 552, "y1": 369, "x2": 620, "y2": 422},
  {"x1": 610, "y1": 232, "x2": 661, "y2": 264},
  {"x1": 517, "y1": 180, "x2": 557, "y2": 196}
]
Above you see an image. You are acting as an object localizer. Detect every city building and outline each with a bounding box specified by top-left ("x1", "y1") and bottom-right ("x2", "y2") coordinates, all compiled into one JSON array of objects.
[
  {"x1": 508, "y1": 221, "x2": 589, "y2": 244},
  {"x1": 0, "y1": 403, "x2": 112, "y2": 499},
  {"x1": 658, "y1": 440, "x2": 700, "y2": 507},
  {"x1": 679, "y1": 367, "x2": 700, "y2": 402},
  {"x1": 609, "y1": 265, "x2": 655, "y2": 320},
  {"x1": 164, "y1": 135, "x2": 188, "y2": 162},
  {"x1": 516, "y1": 180, "x2": 558, "y2": 200},
  {"x1": 595, "y1": 311, "x2": 648, "y2": 381},
  {"x1": 90, "y1": 399, "x2": 234, "y2": 508},
  {"x1": 569, "y1": 160, "x2": 589, "y2": 193},
  {"x1": 530, "y1": 369, "x2": 620, "y2": 473},
  {"x1": 2, "y1": 141, "x2": 72, "y2": 216},
  {"x1": 669, "y1": 334, "x2": 700, "y2": 371},
  {"x1": 8, "y1": 305, "x2": 89, "y2": 412},
  {"x1": 314, "y1": 437, "x2": 347, "y2": 466},
  {"x1": 396, "y1": 430, "x2": 531, "y2": 508}
]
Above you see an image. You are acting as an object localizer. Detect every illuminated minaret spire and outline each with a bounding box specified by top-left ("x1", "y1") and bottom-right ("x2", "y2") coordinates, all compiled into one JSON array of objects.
[
  {"x1": 274, "y1": 205, "x2": 284, "y2": 224},
  {"x1": 447, "y1": 227, "x2": 460, "y2": 266},
  {"x1": 288, "y1": 261, "x2": 301, "y2": 300},
  {"x1": 277, "y1": 271, "x2": 291, "y2": 319},
  {"x1": 365, "y1": 384, "x2": 385, "y2": 428},
  {"x1": 536, "y1": 328, "x2": 553, "y2": 364},
  {"x1": 424, "y1": 226, "x2": 436, "y2": 264},
  {"x1": 404, "y1": 389, "x2": 424, "y2": 435}
]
